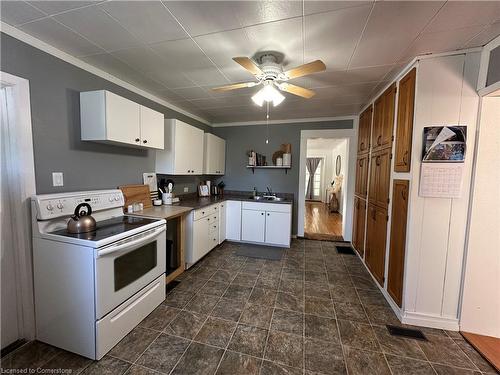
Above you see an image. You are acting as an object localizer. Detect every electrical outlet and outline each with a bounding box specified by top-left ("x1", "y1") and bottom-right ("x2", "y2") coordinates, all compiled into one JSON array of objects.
[
  {"x1": 183, "y1": 187, "x2": 189, "y2": 193},
  {"x1": 52, "y1": 172, "x2": 64, "y2": 187}
]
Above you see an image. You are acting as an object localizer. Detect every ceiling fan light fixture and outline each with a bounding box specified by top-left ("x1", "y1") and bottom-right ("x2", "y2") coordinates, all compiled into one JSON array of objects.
[{"x1": 251, "y1": 83, "x2": 285, "y2": 107}]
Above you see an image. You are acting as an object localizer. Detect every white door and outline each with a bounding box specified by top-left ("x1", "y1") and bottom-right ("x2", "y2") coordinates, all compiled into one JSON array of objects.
[
  {"x1": 226, "y1": 200, "x2": 241, "y2": 241},
  {"x1": 219, "y1": 202, "x2": 227, "y2": 244},
  {"x1": 192, "y1": 216, "x2": 210, "y2": 262},
  {"x1": 217, "y1": 137, "x2": 226, "y2": 175},
  {"x1": 265, "y1": 211, "x2": 291, "y2": 246},
  {"x1": 139, "y1": 106, "x2": 164, "y2": 149},
  {"x1": 189, "y1": 126, "x2": 205, "y2": 174},
  {"x1": 203, "y1": 133, "x2": 218, "y2": 174},
  {"x1": 105, "y1": 91, "x2": 140, "y2": 146},
  {"x1": 241, "y1": 209, "x2": 265, "y2": 243},
  {"x1": 173, "y1": 121, "x2": 192, "y2": 174}
]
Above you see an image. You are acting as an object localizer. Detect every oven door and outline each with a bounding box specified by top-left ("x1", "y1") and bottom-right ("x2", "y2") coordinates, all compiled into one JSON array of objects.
[{"x1": 95, "y1": 224, "x2": 166, "y2": 319}]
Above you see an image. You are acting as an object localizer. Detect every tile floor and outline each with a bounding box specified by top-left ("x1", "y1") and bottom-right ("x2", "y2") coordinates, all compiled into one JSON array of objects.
[{"x1": 1, "y1": 240, "x2": 497, "y2": 375}]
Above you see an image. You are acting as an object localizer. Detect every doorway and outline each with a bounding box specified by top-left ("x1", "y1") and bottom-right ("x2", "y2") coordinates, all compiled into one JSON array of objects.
[{"x1": 303, "y1": 138, "x2": 348, "y2": 241}]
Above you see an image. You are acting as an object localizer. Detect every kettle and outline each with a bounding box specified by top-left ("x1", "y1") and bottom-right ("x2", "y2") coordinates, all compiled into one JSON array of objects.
[{"x1": 67, "y1": 203, "x2": 97, "y2": 234}]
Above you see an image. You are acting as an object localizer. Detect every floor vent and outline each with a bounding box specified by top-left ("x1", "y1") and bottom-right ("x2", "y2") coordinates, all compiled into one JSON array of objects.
[
  {"x1": 166, "y1": 280, "x2": 181, "y2": 294},
  {"x1": 335, "y1": 245, "x2": 355, "y2": 255},
  {"x1": 386, "y1": 325, "x2": 428, "y2": 341}
]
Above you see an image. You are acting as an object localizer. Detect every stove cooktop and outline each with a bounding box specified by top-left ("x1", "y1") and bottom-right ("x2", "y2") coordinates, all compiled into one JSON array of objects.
[{"x1": 50, "y1": 216, "x2": 161, "y2": 242}]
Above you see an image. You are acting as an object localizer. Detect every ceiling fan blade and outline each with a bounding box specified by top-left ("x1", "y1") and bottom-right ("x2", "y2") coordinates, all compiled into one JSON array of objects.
[
  {"x1": 283, "y1": 60, "x2": 326, "y2": 80},
  {"x1": 211, "y1": 82, "x2": 258, "y2": 92},
  {"x1": 233, "y1": 57, "x2": 263, "y2": 76},
  {"x1": 278, "y1": 83, "x2": 316, "y2": 99}
]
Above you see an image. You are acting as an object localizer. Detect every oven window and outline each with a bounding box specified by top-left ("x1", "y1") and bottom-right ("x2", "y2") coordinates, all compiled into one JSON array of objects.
[{"x1": 114, "y1": 242, "x2": 157, "y2": 291}]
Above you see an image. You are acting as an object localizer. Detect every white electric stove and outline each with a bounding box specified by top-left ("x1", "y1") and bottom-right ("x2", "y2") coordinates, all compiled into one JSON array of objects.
[{"x1": 31, "y1": 189, "x2": 166, "y2": 359}]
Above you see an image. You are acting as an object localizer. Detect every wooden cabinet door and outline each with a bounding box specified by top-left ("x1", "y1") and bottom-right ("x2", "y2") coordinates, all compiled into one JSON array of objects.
[
  {"x1": 394, "y1": 68, "x2": 416, "y2": 172},
  {"x1": 372, "y1": 84, "x2": 396, "y2": 151},
  {"x1": 352, "y1": 197, "x2": 366, "y2": 257},
  {"x1": 365, "y1": 203, "x2": 388, "y2": 286},
  {"x1": 241, "y1": 209, "x2": 266, "y2": 243},
  {"x1": 355, "y1": 155, "x2": 369, "y2": 198},
  {"x1": 387, "y1": 180, "x2": 409, "y2": 307},
  {"x1": 369, "y1": 149, "x2": 391, "y2": 208},
  {"x1": 358, "y1": 105, "x2": 372, "y2": 154}
]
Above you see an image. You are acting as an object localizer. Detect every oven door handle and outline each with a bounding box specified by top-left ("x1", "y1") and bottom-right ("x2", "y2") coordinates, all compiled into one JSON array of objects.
[{"x1": 97, "y1": 226, "x2": 165, "y2": 257}]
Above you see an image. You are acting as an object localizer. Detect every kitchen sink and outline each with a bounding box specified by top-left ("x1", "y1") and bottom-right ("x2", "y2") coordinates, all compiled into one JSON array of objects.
[{"x1": 248, "y1": 196, "x2": 285, "y2": 202}]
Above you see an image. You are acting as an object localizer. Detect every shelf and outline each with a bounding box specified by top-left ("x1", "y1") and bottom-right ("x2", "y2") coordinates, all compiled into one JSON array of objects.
[{"x1": 246, "y1": 165, "x2": 291, "y2": 174}]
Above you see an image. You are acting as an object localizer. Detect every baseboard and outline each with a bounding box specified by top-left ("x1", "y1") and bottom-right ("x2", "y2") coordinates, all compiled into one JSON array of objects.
[{"x1": 402, "y1": 311, "x2": 460, "y2": 331}]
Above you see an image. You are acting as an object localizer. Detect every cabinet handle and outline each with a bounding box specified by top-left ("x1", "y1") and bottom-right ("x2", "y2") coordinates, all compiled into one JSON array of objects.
[
  {"x1": 267, "y1": 213, "x2": 270, "y2": 216},
  {"x1": 377, "y1": 135, "x2": 382, "y2": 145},
  {"x1": 360, "y1": 142, "x2": 365, "y2": 150},
  {"x1": 202, "y1": 211, "x2": 205, "y2": 214},
  {"x1": 135, "y1": 138, "x2": 140, "y2": 142},
  {"x1": 143, "y1": 140, "x2": 148, "y2": 144},
  {"x1": 402, "y1": 150, "x2": 408, "y2": 165},
  {"x1": 261, "y1": 212, "x2": 264, "y2": 215},
  {"x1": 402, "y1": 186, "x2": 407, "y2": 200},
  {"x1": 376, "y1": 155, "x2": 381, "y2": 166},
  {"x1": 359, "y1": 159, "x2": 363, "y2": 167}
]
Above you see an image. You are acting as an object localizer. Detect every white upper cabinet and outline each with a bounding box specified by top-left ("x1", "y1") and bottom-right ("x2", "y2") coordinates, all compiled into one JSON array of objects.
[
  {"x1": 203, "y1": 133, "x2": 226, "y2": 175},
  {"x1": 156, "y1": 119, "x2": 204, "y2": 175},
  {"x1": 80, "y1": 90, "x2": 164, "y2": 149}
]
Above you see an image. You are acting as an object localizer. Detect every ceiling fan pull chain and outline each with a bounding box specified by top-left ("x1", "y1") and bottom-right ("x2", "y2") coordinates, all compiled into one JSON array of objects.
[{"x1": 266, "y1": 102, "x2": 270, "y2": 145}]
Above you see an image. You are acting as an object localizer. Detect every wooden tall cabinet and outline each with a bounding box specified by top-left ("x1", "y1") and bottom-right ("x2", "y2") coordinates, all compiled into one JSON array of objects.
[
  {"x1": 355, "y1": 154, "x2": 369, "y2": 198},
  {"x1": 372, "y1": 84, "x2": 396, "y2": 152},
  {"x1": 387, "y1": 180, "x2": 410, "y2": 307},
  {"x1": 394, "y1": 68, "x2": 416, "y2": 172},
  {"x1": 368, "y1": 149, "x2": 392, "y2": 207},
  {"x1": 365, "y1": 203, "x2": 388, "y2": 285},
  {"x1": 352, "y1": 196, "x2": 367, "y2": 256},
  {"x1": 358, "y1": 106, "x2": 372, "y2": 154}
]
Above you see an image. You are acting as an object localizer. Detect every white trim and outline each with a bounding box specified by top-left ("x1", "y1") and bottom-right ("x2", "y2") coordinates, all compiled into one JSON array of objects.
[
  {"x1": 0, "y1": 21, "x2": 211, "y2": 126},
  {"x1": 211, "y1": 116, "x2": 357, "y2": 127},
  {"x1": 477, "y1": 34, "x2": 500, "y2": 91},
  {"x1": 402, "y1": 312, "x2": 460, "y2": 331},
  {"x1": 0, "y1": 71, "x2": 36, "y2": 341},
  {"x1": 478, "y1": 80, "x2": 500, "y2": 97},
  {"x1": 298, "y1": 128, "x2": 357, "y2": 239}
]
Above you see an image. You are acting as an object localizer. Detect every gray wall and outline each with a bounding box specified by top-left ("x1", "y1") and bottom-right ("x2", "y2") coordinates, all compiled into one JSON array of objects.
[
  {"x1": 1, "y1": 33, "x2": 209, "y2": 194},
  {"x1": 487, "y1": 45, "x2": 500, "y2": 86},
  {"x1": 213, "y1": 120, "x2": 354, "y2": 234}
]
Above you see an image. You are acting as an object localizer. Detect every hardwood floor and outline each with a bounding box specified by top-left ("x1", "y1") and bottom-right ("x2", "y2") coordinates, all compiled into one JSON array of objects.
[
  {"x1": 461, "y1": 331, "x2": 500, "y2": 372},
  {"x1": 304, "y1": 201, "x2": 343, "y2": 241}
]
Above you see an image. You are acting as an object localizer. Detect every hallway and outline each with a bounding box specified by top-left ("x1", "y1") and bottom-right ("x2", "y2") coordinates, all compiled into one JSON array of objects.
[{"x1": 304, "y1": 201, "x2": 343, "y2": 241}]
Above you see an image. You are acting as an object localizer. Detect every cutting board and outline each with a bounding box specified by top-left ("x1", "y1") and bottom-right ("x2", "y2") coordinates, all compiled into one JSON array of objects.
[{"x1": 119, "y1": 184, "x2": 152, "y2": 210}]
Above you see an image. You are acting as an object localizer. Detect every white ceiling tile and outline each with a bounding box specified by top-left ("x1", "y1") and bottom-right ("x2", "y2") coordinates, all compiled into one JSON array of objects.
[
  {"x1": 165, "y1": 1, "x2": 242, "y2": 36},
  {"x1": 19, "y1": 17, "x2": 105, "y2": 56},
  {"x1": 233, "y1": 1, "x2": 302, "y2": 27},
  {"x1": 80, "y1": 52, "x2": 142, "y2": 78},
  {"x1": 187, "y1": 66, "x2": 229, "y2": 87},
  {"x1": 171, "y1": 86, "x2": 210, "y2": 100},
  {"x1": 350, "y1": 1, "x2": 444, "y2": 68},
  {"x1": 424, "y1": 1, "x2": 500, "y2": 34},
  {"x1": 0, "y1": 1, "x2": 46, "y2": 25},
  {"x1": 205, "y1": 85, "x2": 256, "y2": 98},
  {"x1": 194, "y1": 28, "x2": 253, "y2": 67},
  {"x1": 401, "y1": 25, "x2": 486, "y2": 62},
  {"x1": 244, "y1": 18, "x2": 303, "y2": 63},
  {"x1": 188, "y1": 97, "x2": 224, "y2": 109},
  {"x1": 304, "y1": 65, "x2": 394, "y2": 88},
  {"x1": 217, "y1": 63, "x2": 259, "y2": 83},
  {"x1": 145, "y1": 70, "x2": 196, "y2": 89},
  {"x1": 110, "y1": 47, "x2": 166, "y2": 74},
  {"x1": 304, "y1": 5, "x2": 372, "y2": 70},
  {"x1": 304, "y1": 0, "x2": 372, "y2": 16},
  {"x1": 99, "y1": 1, "x2": 187, "y2": 44},
  {"x1": 149, "y1": 38, "x2": 213, "y2": 70},
  {"x1": 155, "y1": 88, "x2": 185, "y2": 102},
  {"x1": 54, "y1": 5, "x2": 140, "y2": 51},
  {"x1": 464, "y1": 22, "x2": 500, "y2": 48},
  {"x1": 27, "y1": 1, "x2": 96, "y2": 15}
]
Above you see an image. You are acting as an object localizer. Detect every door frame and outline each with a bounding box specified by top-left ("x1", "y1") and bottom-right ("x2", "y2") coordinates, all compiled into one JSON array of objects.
[
  {"x1": 297, "y1": 126, "x2": 358, "y2": 239},
  {"x1": 0, "y1": 71, "x2": 36, "y2": 342}
]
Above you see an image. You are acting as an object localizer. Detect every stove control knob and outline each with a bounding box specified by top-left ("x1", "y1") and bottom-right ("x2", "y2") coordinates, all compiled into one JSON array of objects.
[
  {"x1": 109, "y1": 196, "x2": 114, "y2": 202},
  {"x1": 57, "y1": 203, "x2": 64, "y2": 209},
  {"x1": 46, "y1": 204, "x2": 54, "y2": 211},
  {"x1": 114, "y1": 196, "x2": 120, "y2": 201}
]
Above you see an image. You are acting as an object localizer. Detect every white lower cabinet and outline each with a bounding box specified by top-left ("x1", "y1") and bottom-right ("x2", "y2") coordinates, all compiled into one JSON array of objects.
[
  {"x1": 219, "y1": 202, "x2": 227, "y2": 244},
  {"x1": 186, "y1": 204, "x2": 220, "y2": 267},
  {"x1": 241, "y1": 209, "x2": 266, "y2": 243},
  {"x1": 241, "y1": 202, "x2": 292, "y2": 247},
  {"x1": 226, "y1": 200, "x2": 242, "y2": 241}
]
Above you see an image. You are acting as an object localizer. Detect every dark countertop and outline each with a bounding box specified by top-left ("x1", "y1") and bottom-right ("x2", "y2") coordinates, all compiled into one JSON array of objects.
[{"x1": 173, "y1": 193, "x2": 293, "y2": 210}]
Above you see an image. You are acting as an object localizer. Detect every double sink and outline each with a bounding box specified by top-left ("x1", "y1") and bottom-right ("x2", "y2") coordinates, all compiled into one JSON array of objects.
[{"x1": 248, "y1": 195, "x2": 285, "y2": 202}]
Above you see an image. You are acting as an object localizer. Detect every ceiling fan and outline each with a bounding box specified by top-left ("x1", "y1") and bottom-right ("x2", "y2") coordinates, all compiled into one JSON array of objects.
[{"x1": 211, "y1": 53, "x2": 326, "y2": 106}]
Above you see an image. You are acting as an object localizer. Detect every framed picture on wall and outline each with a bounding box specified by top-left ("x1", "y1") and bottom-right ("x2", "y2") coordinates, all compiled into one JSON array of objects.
[{"x1": 422, "y1": 126, "x2": 467, "y2": 162}]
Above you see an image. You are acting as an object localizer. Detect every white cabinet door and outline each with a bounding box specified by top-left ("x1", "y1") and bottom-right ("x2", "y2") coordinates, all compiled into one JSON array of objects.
[
  {"x1": 265, "y1": 211, "x2": 291, "y2": 247},
  {"x1": 219, "y1": 202, "x2": 226, "y2": 244},
  {"x1": 203, "y1": 133, "x2": 218, "y2": 174},
  {"x1": 105, "y1": 91, "x2": 140, "y2": 145},
  {"x1": 139, "y1": 106, "x2": 164, "y2": 149},
  {"x1": 217, "y1": 137, "x2": 226, "y2": 175},
  {"x1": 226, "y1": 201, "x2": 242, "y2": 241},
  {"x1": 173, "y1": 121, "x2": 194, "y2": 174},
  {"x1": 191, "y1": 216, "x2": 210, "y2": 263},
  {"x1": 241, "y1": 209, "x2": 266, "y2": 243}
]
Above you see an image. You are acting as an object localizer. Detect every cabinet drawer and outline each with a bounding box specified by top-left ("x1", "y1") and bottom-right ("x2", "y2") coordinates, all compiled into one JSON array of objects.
[
  {"x1": 208, "y1": 232, "x2": 219, "y2": 250},
  {"x1": 242, "y1": 202, "x2": 291, "y2": 213},
  {"x1": 209, "y1": 222, "x2": 218, "y2": 234},
  {"x1": 194, "y1": 206, "x2": 212, "y2": 221}
]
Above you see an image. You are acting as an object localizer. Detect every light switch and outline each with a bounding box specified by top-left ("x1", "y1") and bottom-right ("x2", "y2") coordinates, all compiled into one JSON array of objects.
[
  {"x1": 52, "y1": 172, "x2": 64, "y2": 187},
  {"x1": 183, "y1": 187, "x2": 189, "y2": 193}
]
